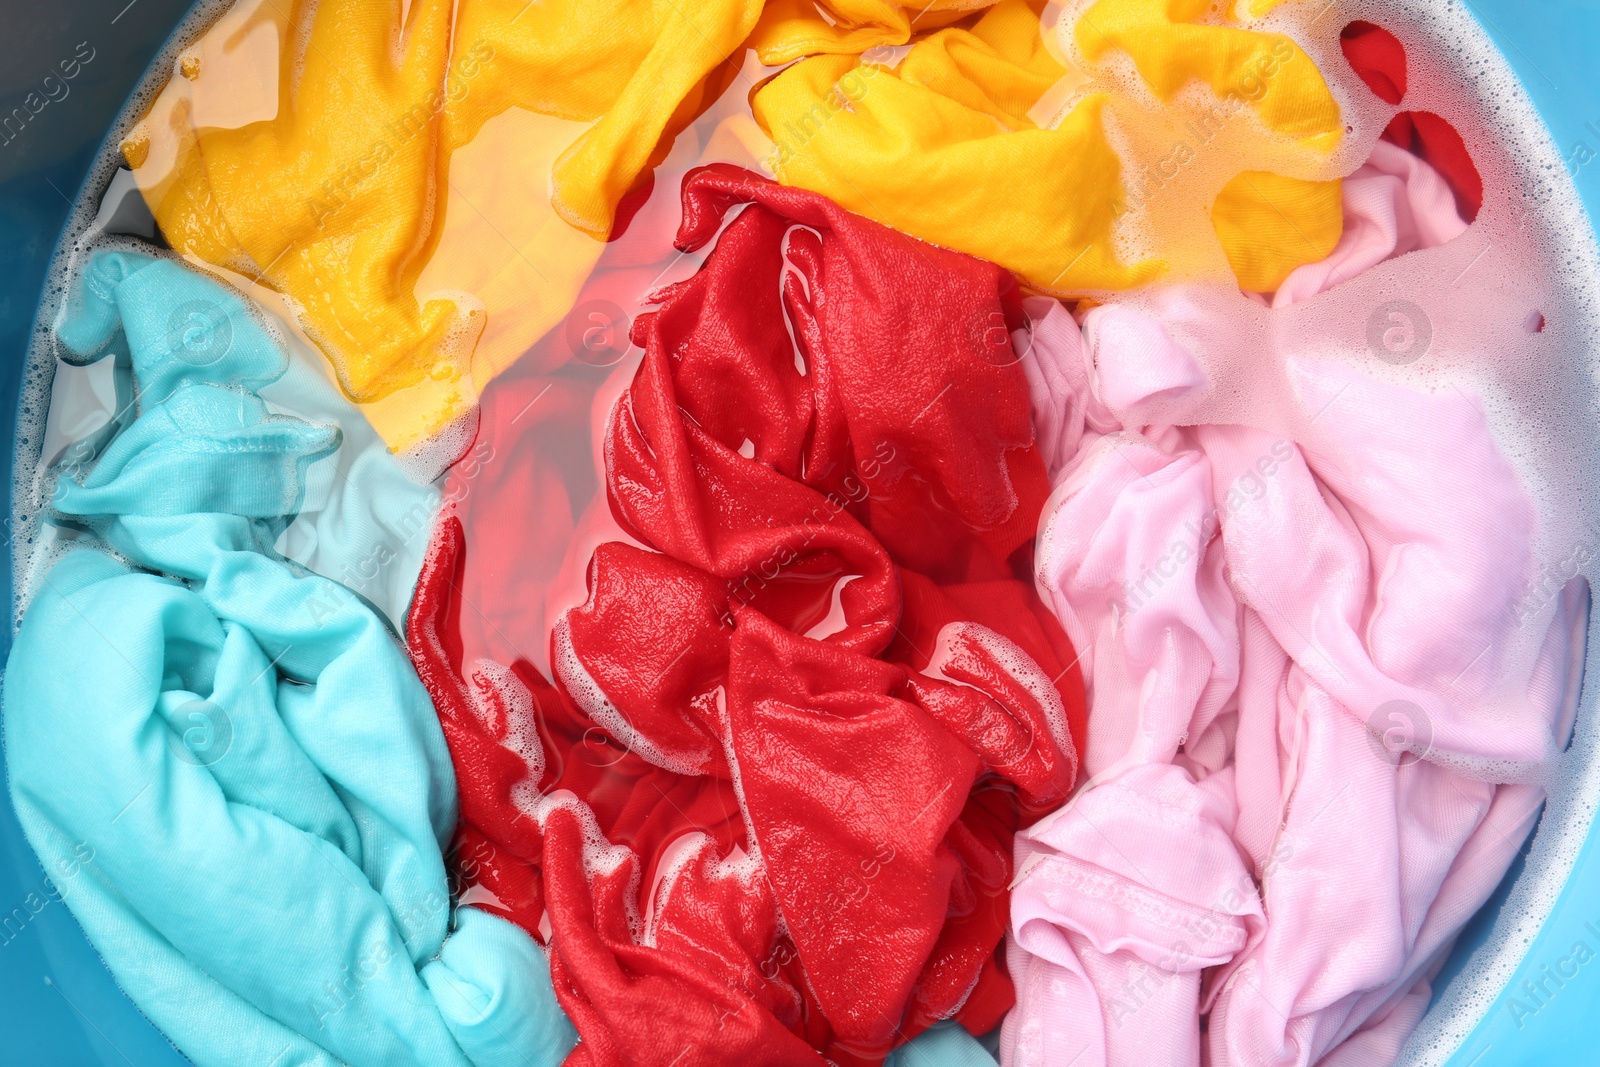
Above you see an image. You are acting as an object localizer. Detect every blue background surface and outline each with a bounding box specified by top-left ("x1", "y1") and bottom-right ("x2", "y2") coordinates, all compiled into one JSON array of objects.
[{"x1": 0, "y1": 1, "x2": 1596, "y2": 1063}]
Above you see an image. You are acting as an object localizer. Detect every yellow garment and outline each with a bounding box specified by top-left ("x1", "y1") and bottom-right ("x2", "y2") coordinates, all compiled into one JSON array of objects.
[
  {"x1": 1238, "y1": 0, "x2": 1294, "y2": 16},
  {"x1": 748, "y1": 0, "x2": 985, "y2": 64},
  {"x1": 754, "y1": 1, "x2": 1151, "y2": 291},
  {"x1": 1211, "y1": 171, "x2": 1342, "y2": 292},
  {"x1": 1073, "y1": 0, "x2": 1340, "y2": 151},
  {"x1": 126, "y1": 0, "x2": 758, "y2": 450},
  {"x1": 752, "y1": 0, "x2": 1344, "y2": 294},
  {"x1": 1070, "y1": 0, "x2": 1345, "y2": 288}
]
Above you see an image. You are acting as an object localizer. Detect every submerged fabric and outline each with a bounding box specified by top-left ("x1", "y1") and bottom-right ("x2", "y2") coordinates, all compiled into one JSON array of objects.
[
  {"x1": 407, "y1": 166, "x2": 1083, "y2": 1066},
  {"x1": 1210, "y1": 170, "x2": 1342, "y2": 294},
  {"x1": 258, "y1": 328, "x2": 442, "y2": 630},
  {"x1": 1270, "y1": 137, "x2": 1468, "y2": 304},
  {"x1": 1002, "y1": 147, "x2": 1585, "y2": 1066},
  {"x1": 128, "y1": 0, "x2": 759, "y2": 448},
  {"x1": 752, "y1": 0, "x2": 1343, "y2": 294},
  {"x1": 5, "y1": 251, "x2": 576, "y2": 1067},
  {"x1": 1339, "y1": 20, "x2": 1406, "y2": 106},
  {"x1": 748, "y1": 0, "x2": 984, "y2": 62},
  {"x1": 1072, "y1": 0, "x2": 1340, "y2": 149},
  {"x1": 36, "y1": 237, "x2": 441, "y2": 630},
  {"x1": 14, "y1": 6, "x2": 1548, "y2": 1065}
]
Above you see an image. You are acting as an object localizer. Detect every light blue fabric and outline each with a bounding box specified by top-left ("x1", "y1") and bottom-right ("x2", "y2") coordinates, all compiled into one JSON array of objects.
[
  {"x1": 887, "y1": 1023, "x2": 999, "y2": 1067},
  {"x1": 5, "y1": 251, "x2": 576, "y2": 1067},
  {"x1": 261, "y1": 329, "x2": 443, "y2": 634},
  {"x1": 41, "y1": 248, "x2": 441, "y2": 631}
]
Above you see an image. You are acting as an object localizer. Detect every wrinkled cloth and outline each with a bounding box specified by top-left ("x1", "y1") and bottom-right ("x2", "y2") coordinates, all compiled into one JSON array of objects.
[
  {"x1": 1072, "y1": 0, "x2": 1339, "y2": 149},
  {"x1": 748, "y1": 0, "x2": 990, "y2": 62},
  {"x1": 127, "y1": 0, "x2": 759, "y2": 448},
  {"x1": 752, "y1": 0, "x2": 1343, "y2": 294},
  {"x1": 37, "y1": 262, "x2": 440, "y2": 629},
  {"x1": 1209, "y1": 170, "x2": 1343, "y2": 295},
  {"x1": 1338, "y1": 20, "x2": 1406, "y2": 106},
  {"x1": 132, "y1": 0, "x2": 1349, "y2": 447},
  {"x1": 1270, "y1": 138, "x2": 1468, "y2": 304},
  {"x1": 1003, "y1": 144, "x2": 1586, "y2": 1067},
  {"x1": 1381, "y1": 110, "x2": 1483, "y2": 224},
  {"x1": 408, "y1": 165, "x2": 1083, "y2": 1067},
  {"x1": 5, "y1": 251, "x2": 576, "y2": 1067},
  {"x1": 260, "y1": 329, "x2": 443, "y2": 629}
]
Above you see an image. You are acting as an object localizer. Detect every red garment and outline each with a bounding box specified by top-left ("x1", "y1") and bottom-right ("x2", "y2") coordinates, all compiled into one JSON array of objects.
[
  {"x1": 1383, "y1": 110, "x2": 1483, "y2": 223},
  {"x1": 1339, "y1": 19, "x2": 1483, "y2": 221},
  {"x1": 1339, "y1": 21, "x2": 1406, "y2": 105},
  {"x1": 408, "y1": 165, "x2": 1083, "y2": 1066}
]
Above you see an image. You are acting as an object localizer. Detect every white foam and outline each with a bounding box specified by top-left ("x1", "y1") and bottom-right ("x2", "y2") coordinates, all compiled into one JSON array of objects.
[
  {"x1": 923, "y1": 620, "x2": 1075, "y2": 763},
  {"x1": 711, "y1": 683, "x2": 771, "y2": 882},
  {"x1": 466, "y1": 657, "x2": 544, "y2": 788},
  {"x1": 640, "y1": 833, "x2": 765, "y2": 949},
  {"x1": 641, "y1": 832, "x2": 712, "y2": 948},
  {"x1": 395, "y1": 399, "x2": 478, "y2": 487},
  {"x1": 520, "y1": 789, "x2": 644, "y2": 941}
]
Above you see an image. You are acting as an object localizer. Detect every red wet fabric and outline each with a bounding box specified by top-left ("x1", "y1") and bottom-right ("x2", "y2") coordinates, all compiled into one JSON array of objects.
[
  {"x1": 408, "y1": 164, "x2": 1083, "y2": 1066},
  {"x1": 1383, "y1": 110, "x2": 1483, "y2": 222},
  {"x1": 1339, "y1": 19, "x2": 1483, "y2": 221},
  {"x1": 1339, "y1": 20, "x2": 1406, "y2": 105}
]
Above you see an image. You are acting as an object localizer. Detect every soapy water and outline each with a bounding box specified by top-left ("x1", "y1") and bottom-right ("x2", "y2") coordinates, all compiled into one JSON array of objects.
[{"x1": 10, "y1": 0, "x2": 1600, "y2": 1062}]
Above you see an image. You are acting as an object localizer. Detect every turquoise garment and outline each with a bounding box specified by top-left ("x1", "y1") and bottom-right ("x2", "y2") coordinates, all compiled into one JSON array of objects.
[
  {"x1": 887, "y1": 1024, "x2": 1000, "y2": 1066},
  {"x1": 260, "y1": 326, "x2": 444, "y2": 633},
  {"x1": 5, "y1": 251, "x2": 576, "y2": 1067},
  {"x1": 40, "y1": 249, "x2": 440, "y2": 631}
]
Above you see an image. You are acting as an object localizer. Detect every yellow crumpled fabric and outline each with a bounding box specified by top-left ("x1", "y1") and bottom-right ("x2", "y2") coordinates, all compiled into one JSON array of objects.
[
  {"x1": 126, "y1": 0, "x2": 759, "y2": 450},
  {"x1": 1211, "y1": 170, "x2": 1345, "y2": 293},
  {"x1": 752, "y1": 0, "x2": 1344, "y2": 295},
  {"x1": 1073, "y1": 0, "x2": 1340, "y2": 150},
  {"x1": 747, "y1": 0, "x2": 987, "y2": 63}
]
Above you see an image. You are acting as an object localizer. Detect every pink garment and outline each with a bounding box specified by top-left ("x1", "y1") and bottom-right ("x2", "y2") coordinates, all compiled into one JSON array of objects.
[
  {"x1": 1003, "y1": 148, "x2": 1588, "y2": 1067},
  {"x1": 1271, "y1": 137, "x2": 1470, "y2": 306}
]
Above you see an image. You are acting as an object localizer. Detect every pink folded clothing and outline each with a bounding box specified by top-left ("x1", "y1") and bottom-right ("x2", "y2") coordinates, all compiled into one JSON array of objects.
[
  {"x1": 1003, "y1": 146, "x2": 1589, "y2": 1066},
  {"x1": 1007, "y1": 763, "x2": 1261, "y2": 1066}
]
